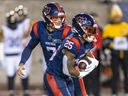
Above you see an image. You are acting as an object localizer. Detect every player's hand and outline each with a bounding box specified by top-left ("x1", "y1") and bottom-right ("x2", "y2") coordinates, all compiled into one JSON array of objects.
[
  {"x1": 79, "y1": 67, "x2": 94, "y2": 78},
  {"x1": 79, "y1": 57, "x2": 99, "y2": 78},
  {"x1": 17, "y1": 63, "x2": 26, "y2": 77},
  {"x1": 79, "y1": 71, "x2": 87, "y2": 78}
]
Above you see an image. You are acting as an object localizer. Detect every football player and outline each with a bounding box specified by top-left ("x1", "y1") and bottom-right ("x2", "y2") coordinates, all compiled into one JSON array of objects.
[
  {"x1": 43, "y1": 13, "x2": 99, "y2": 96},
  {"x1": 15, "y1": 5, "x2": 32, "y2": 96},
  {"x1": 17, "y1": 2, "x2": 88, "y2": 96},
  {"x1": 16, "y1": 1, "x2": 70, "y2": 93},
  {"x1": 0, "y1": 11, "x2": 27, "y2": 96}
]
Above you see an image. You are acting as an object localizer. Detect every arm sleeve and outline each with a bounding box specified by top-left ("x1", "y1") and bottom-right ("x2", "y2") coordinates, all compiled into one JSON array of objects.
[
  {"x1": 30, "y1": 21, "x2": 39, "y2": 40},
  {"x1": 19, "y1": 38, "x2": 39, "y2": 64},
  {"x1": 66, "y1": 30, "x2": 72, "y2": 37}
]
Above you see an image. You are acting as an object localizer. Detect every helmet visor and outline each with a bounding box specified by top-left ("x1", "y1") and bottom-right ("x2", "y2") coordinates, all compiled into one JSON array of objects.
[
  {"x1": 82, "y1": 26, "x2": 97, "y2": 42},
  {"x1": 82, "y1": 26, "x2": 96, "y2": 35}
]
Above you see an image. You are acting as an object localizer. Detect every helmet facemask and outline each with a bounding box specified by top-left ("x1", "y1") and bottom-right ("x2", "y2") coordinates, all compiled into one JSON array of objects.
[
  {"x1": 48, "y1": 13, "x2": 66, "y2": 29},
  {"x1": 82, "y1": 26, "x2": 97, "y2": 42}
]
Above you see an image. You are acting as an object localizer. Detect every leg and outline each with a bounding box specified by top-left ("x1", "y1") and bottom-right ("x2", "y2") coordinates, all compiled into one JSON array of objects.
[
  {"x1": 4, "y1": 56, "x2": 17, "y2": 96},
  {"x1": 111, "y1": 51, "x2": 120, "y2": 95},
  {"x1": 122, "y1": 51, "x2": 128, "y2": 94},
  {"x1": 74, "y1": 66, "x2": 88, "y2": 96},
  {"x1": 21, "y1": 56, "x2": 31, "y2": 96},
  {"x1": 91, "y1": 65, "x2": 100, "y2": 96},
  {"x1": 21, "y1": 76, "x2": 29, "y2": 96},
  {"x1": 44, "y1": 72, "x2": 73, "y2": 96},
  {"x1": 65, "y1": 77, "x2": 74, "y2": 96},
  {"x1": 73, "y1": 77, "x2": 88, "y2": 96},
  {"x1": 8, "y1": 75, "x2": 15, "y2": 96},
  {"x1": 83, "y1": 76, "x2": 90, "y2": 95}
]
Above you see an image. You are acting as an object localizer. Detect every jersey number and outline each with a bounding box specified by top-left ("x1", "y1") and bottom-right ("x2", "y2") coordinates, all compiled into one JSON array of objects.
[
  {"x1": 64, "y1": 40, "x2": 74, "y2": 49},
  {"x1": 46, "y1": 46, "x2": 56, "y2": 61},
  {"x1": 9, "y1": 37, "x2": 21, "y2": 47},
  {"x1": 46, "y1": 46, "x2": 56, "y2": 53}
]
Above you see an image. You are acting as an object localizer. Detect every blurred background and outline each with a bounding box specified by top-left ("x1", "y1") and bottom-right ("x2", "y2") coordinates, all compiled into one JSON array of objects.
[{"x1": 0, "y1": 0, "x2": 128, "y2": 96}]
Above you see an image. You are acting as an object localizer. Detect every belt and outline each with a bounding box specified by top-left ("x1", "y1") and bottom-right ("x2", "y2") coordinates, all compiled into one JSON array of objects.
[{"x1": 5, "y1": 53, "x2": 20, "y2": 56}]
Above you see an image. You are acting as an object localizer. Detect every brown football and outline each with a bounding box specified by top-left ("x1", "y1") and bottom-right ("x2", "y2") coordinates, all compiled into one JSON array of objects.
[
  {"x1": 78, "y1": 56, "x2": 92, "y2": 71},
  {"x1": 78, "y1": 60, "x2": 87, "y2": 71}
]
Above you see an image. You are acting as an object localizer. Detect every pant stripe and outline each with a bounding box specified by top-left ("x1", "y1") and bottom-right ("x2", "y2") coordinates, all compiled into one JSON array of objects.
[
  {"x1": 46, "y1": 73, "x2": 63, "y2": 96},
  {"x1": 75, "y1": 66, "x2": 88, "y2": 96},
  {"x1": 79, "y1": 78, "x2": 88, "y2": 96}
]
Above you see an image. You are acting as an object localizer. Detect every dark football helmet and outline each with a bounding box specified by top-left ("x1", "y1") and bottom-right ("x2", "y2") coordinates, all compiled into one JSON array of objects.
[
  {"x1": 72, "y1": 13, "x2": 97, "y2": 42},
  {"x1": 42, "y1": 2, "x2": 66, "y2": 29}
]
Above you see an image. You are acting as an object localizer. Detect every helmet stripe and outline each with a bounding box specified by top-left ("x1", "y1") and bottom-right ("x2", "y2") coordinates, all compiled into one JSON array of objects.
[
  {"x1": 55, "y1": 3, "x2": 62, "y2": 12},
  {"x1": 33, "y1": 22, "x2": 39, "y2": 37},
  {"x1": 62, "y1": 25, "x2": 71, "y2": 40}
]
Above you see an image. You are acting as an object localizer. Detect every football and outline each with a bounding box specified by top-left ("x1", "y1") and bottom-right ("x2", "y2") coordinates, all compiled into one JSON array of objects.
[
  {"x1": 78, "y1": 56, "x2": 92, "y2": 71},
  {"x1": 78, "y1": 60, "x2": 88, "y2": 71}
]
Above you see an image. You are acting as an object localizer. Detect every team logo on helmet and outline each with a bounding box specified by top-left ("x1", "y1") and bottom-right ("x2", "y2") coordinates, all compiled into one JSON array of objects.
[
  {"x1": 76, "y1": 16, "x2": 87, "y2": 25},
  {"x1": 43, "y1": 6, "x2": 51, "y2": 15},
  {"x1": 76, "y1": 16, "x2": 92, "y2": 26}
]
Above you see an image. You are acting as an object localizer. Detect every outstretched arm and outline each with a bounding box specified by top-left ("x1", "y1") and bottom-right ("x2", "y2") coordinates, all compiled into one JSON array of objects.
[
  {"x1": 20, "y1": 38, "x2": 39, "y2": 64},
  {"x1": 17, "y1": 38, "x2": 39, "y2": 77}
]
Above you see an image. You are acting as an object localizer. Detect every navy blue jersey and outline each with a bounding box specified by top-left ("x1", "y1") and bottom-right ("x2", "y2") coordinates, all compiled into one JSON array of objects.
[
  {"x1": 47, "y1": 33, "x2": 94, "y2": 78},
  {"x1": 30, "y1": 21, "x2": 72, "y2": 64}
]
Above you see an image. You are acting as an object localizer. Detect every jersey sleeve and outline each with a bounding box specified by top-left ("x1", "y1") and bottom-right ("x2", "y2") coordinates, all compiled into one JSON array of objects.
[
  {"x1": 19, "y1": 38, "x2": 39, "y2": 64},
  {"x1": 61, "y1": 25, "x2": 72, "y2": 40},
  {"x1": 61, "y1": 38, "x2": 80, "y2": 56},
  {"x1": 66, "y1": 30, "x2": 72, "y2": 37},
  {"x1": 30, "y1": 22, "x2": 39, "y2": 41},
  {"x1": 86, "y1": 42, "x2": 95, "y2": 49}
]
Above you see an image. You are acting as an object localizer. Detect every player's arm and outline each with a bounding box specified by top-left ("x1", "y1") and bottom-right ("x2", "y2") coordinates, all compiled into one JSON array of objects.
[
  {"x1": 62, "y1": 38, "x2": 91, "y2": 78},
  {"x1": 86, "y1": 51, "x2": 95, "y2": 58},
  {"x1": 17, "y1": 38, "x2": 39, "y2": 77},
  {"x1": 63, "y1": 49, "x2": 97, "y2": 78},
  {"x1": 62, "y1": 49, "x2": 80, "y2": 77},
  {"x1": 85, "y1": 51, "x2": 99, "y2": 68}
]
